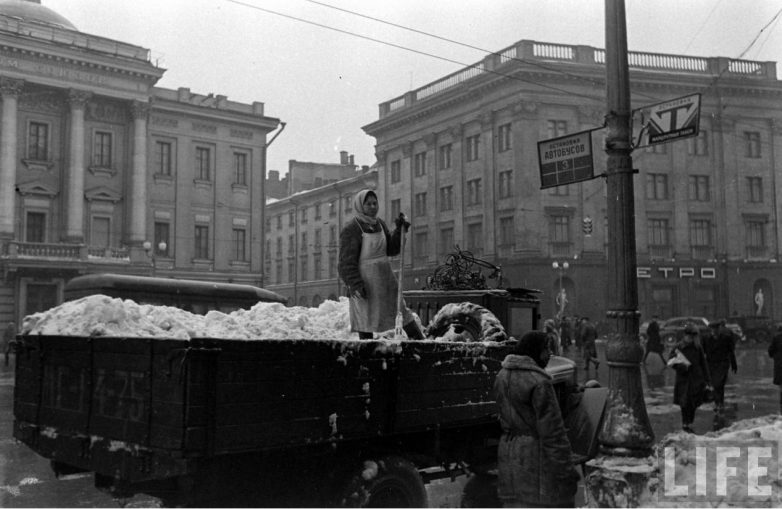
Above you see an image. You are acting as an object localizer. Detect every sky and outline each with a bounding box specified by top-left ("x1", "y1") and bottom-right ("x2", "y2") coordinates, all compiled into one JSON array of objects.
[{"x1": 49, "y1": 0, "x2": 782, "y2": 176}]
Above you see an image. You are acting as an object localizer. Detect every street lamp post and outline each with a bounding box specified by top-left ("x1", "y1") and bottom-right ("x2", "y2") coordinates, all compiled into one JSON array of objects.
[
  {"x1": 552, "y1": 261, "x2": 569, "y2": 318},
  {"x1": 143, "y1": 240, "x2": 167, "y2": 277}
]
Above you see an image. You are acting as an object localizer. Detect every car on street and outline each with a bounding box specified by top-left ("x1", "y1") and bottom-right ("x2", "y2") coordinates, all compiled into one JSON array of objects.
[{"x1": 659, "y1": 316, "x2": 745, "y2": 347}]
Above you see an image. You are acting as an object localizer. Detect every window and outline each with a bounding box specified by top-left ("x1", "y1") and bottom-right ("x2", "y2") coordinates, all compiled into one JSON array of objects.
[
  {"x1": 265, "y1": 239, "x2": 271, "y2": 261},
  {"x1": 314, "y1": 203, "x2": 322, "y2": 220},
  {"x1": 467, "y1": 178, "x2": 482, "y2": 205},
  {"x1": 288, "y1": 259, "x2": 295, "y2": 283},
  {"x1": 414, "y1": 192, "x2": 427, "y2": 217},
  {"x1": 288, "y1": 234, "x2": 295, "y2": 254},
  {"x1": 439, "y1": 144, "x2": 452, "y2": 169},
  {"x1": 27, "y1": 122, "x2": 49, "y2": 160},
  {"x1": 498, "y1": 123, "x2": 512, "y2": 152},
  {"x1": 300, "y1": 256, "x2": 308, "y2": 282},
  {"x1": 551, "y1": 216, "x2": 570, "y2": 244},
  {"x1": 466, "y1": 134, "x2": 480, "y2": 161},
  {"x1": 25, "y1": 211, "x2": 45, "y2": 243},
  {"x1": 329, "y1": 252, "x2": 337, "y2": 278},
  {"x1": 233, "y1": 152, "x2": 247, "y2": 186},
  {"x1": 154, "y1": 222, "x2": 170, "y2": 256},
  {"x1": 439, "y1": 186, "x2": 453, "y2": 211},
  {"x1": 414, "y1": 152, "x2": 426, "y2": 177},
  {"x1": 276, "y1": 261, "x2": 283, "y2": 284},
  {"x1": 300, "y1": 208, "x2": 307, "y2": 224},
  {"x1": 744, "y1": 132, "x2": 761, "y2": 158},
  {"x1": 314, "y1": 253, "x2": 322, "y2": 280},
  {"x1": 344, "y1": 195, "x2": 352, "y2": 215},
  {"x1": 746, "y1": 220, "x2": 766, "y2": 249},
  {"x1": 288, "y1": 210, "x2": 295, "y2": 227},
  {"x1": 391, "y1": 199, "x2": 401, "y2": 220},
  {"x1": 547, "y1": 120, "x2": 567, "y2": 139},
  {"x1": 155, "y1": 141, "x2": 172, "y2": 175},
  {"x1": 329, "y1": 200, "x2": 336, "y2": 217},
  {"x1": 391, "y1": 160, "x2": 401, "y2": 183},
  {"x1": 499, "y1": 217, "x2": 514, "y2": 246},
  {"x1": 689, "y1": 219, "x2": 711, "y2": 246},
  {"x1": 414, "y1": 231, "x2": 429, "y2": 258},
  {"x1": 440, "y1": 227, "x2": 454, "y2": 255},
  {"x1": 276, "y1": 237, "x2": 282, "y2": 257},
  {"x1": 467, "y1": 223, "x2": 483, "y2": 255},
  {"x1": 329, "y1": 225, "x2": 336, "y2": 246},
  {"x1": 314, "y1": 229, "x2": 322, "y2": 249},
  {"x1": 91, "y1": 217, "x2": 110, "y2": 247},
  {"x1": 232, "y1": 228, "x2": 247, "y2": 261},
  {"x1": 194, "y1": 225, "x2": 209, "y2": 259},
  {"x1": 93, "y1": 131, "x2": 112, "y2": 167},
  {"x1": 688, "y1": 175, "x2": 710, "y2": 202},
  {"x1": 747, "y1": 177, "x2": 763, "y2": 203},
  {"x1": 195, "y1": 147, "x2": 211, "y2": 180},
  {"x1": 276, "y1": 215, "x2": 282, "y2": 230},
  {"x1": 499, "y1": 170, "x2": 513, "y2": 198},
  {"x1": 646, "y1": 173, "x2": 668, "y2": 200},
  {"x1": 301, "y1": 232, "x2": 307, "y2": 252},
  {"x1": 687, "y1": 131, "x2": 708, "y2": 156},
  {"x1": 648, "y1": 219, "x2": 669, "y2": 247}
]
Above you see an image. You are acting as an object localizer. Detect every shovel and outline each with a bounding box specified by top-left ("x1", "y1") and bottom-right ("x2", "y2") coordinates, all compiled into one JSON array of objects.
[{"x1": 394, "y1": 218, "x2": 407, "y2": 340}]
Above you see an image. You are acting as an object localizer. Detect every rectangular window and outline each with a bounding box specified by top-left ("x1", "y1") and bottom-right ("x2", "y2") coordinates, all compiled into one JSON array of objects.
[
  {"x1": 745, "y1": 132, "x2": 761, "y2": 158},
  {"x1": 499, "y1": 170, "x2": 513, "y2": 198},
  {"x1": 301, "y1": 232, "x2": 307, "y2": 252},
  {"x1": 233, "y1": 152, "x2": 247, "y2": 185},
  {"x1": 300, "y1": 208, "x2": 307, "y2": 224},
  {"x1": 648, "y1": 219, "x2": 669, "y2": 246},
  {"x1": 391, "y1": 199, "x2": 401, "y2": 220},
  {"x1": 687, "y1": 131, "x2": 708, "y2": 156},
  {"x1": 276, "y1": 215, "x2": 282, "y2": 230},
  {"x1": 314, "y1": 253, "x2": 322, "y2": 280},
  {"x1": 93, "y1": 131, "x2": 112, "y2": 167},
  {"x1": 747, "y1": 177, "x2": 763, "y2": 203},
  {"x1": 547, "y1": 120, "x2": 567, "y2": 139},
  {"x1": 289, "y1": 210, "x2": 295, "y2": 227},
  {"x1": 439, "y1": 144, "x2": 452, "y2": 169},
  {"x1": 314, "y1": 229, "x2": 322, "y2": 249},
  {"x1": 467, "y1": 223, "x2": 483, "y2": 255},
  {"x1": 329, "y1": 252, "x2": 337, "y2": 278},
  {"x1": 25, "y1": 211, "x2": 45, "y2": 243},
  {"x1": 746, "y1": 220, "x2": 766, "y2": 248},
  {"x1": 467, "y1": 178, "x2": 482, "y2": 205},
  {"x1": 154, "y1": 222, "x2": 170, "y2": 256},
  {"x1": 276, "y1": 261, "x2": 283, "y2": 284},
  {"x1": 194, "y1": 225, "x2": 209, "y2": 259},
  {"x1": 300, "y1": 256, "x2": 308, "y2": 282},
  {"x1": 689, "y1": 219, "x2": 711, "y2": 246},
  {"x1": 329, "y1": 225, "x2": 336, "y2": 246},
  {"x1": 414, "y1": 192, "x2": 427, "y2": 217},
  {"x1": 91, "y1": 216, "x2": 110, "y2": 247},
  {"x1": 688, "y1": 175, "x2": 710, "y2": 202},
  {"x1": 276, "y1": 237, "x2": 282, "y2": 256},
  {"x1": 466, "y1": 134, "x2": 480, "y2": 161},
  {"x1": 288, "y1": 234, "x2": 295, "y2": 254},
  {"x1": 329, "y1": 200, "x2": 337, "y2": 217},
  {"x1": 414, "y1": 152, "x2": 426, "y2": 177},
  {"x1": 391, "y1": 160, "x2": 401, "y2": 183},
  {"x1": 27, "y1": 121, "x2": 49, "y2": 160},
  {"x1": 498, "y1": 123, "x2": 512, "y2": 152},
  {"x1": 155, "y1": 141, "x2": 172, "y2": 176},
  {"x1": 646, "y1": 173, "x2": 668, "y2": 200},
  {"x1": 440, "y1": 227, "x2": 454, "y2": 255},
  {"x1": 414, "y1": 231, "x2": 429, "y2": 258},
  {"x1": 314, "y1": 203, "x2": 322, "y2": 220},
  {"x1": 439, "y1": 186, "x2": 453, "y2": 211},
  {"x1": 344, "y1": 195, "x2": 352, "y2": 215},
  {"x1": 551, "y1": 216, "x2": 570, "y2": 243},
  {"x1": 232, "y1": 228, "x2": 247, "y2": 261},
  {"x1": 499, "y1": 216, "x2": 514, "y2": 246},
  {"x1": 195, "y1": 147, "x2": 211, "y2": 180}
]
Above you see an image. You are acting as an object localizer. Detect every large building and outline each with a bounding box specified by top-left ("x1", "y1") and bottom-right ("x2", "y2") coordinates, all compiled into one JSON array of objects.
[
  {"x1": 363, "y1": 40, "x2": 782, "y2": 323},
  {"x1": 0, "y1": 1, "x2": 280, "y2": 326}
]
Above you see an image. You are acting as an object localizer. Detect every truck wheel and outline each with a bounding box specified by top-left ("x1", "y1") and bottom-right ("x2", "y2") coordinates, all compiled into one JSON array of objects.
[
  {"x1": 460, "y1": 473, "x2": 499, "y2": 508},
  {"x1": 426, "y1": 302, "x2": 507, "y2": 342},
  {"x1": 336, "y1": 456, "x2": 427, "y2": 508}
]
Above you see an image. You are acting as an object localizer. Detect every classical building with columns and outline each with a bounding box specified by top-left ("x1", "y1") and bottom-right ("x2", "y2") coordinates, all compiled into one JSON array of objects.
[
  {"x1": 364, "y1": 40, "x2": 782, "y2": 324},
  {"x1": 0, "y1": 1, "x2": 279, "y2": 325}
]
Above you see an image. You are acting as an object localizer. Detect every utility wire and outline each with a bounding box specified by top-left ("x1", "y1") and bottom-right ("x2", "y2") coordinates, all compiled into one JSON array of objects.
[
  {"x1": 683, "y1": 0, "x2": 724, "y2": 54},
  {"x1": 736, "y1": 6, "x2": 782, "y2": 60}
]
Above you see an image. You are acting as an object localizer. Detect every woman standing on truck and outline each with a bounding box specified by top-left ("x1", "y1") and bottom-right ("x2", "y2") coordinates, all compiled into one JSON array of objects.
[
  {"x1": 338, "y1": 189, "x2": 425, "y2": 340},
  {"x1": 493, "y1": 331, "x2": 580, "y2": 507}
]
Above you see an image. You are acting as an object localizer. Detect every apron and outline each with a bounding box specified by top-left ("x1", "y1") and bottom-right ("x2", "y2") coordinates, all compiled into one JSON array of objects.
[{"x1": 349, "y1": 219, "x2": 413, "y2": 333}]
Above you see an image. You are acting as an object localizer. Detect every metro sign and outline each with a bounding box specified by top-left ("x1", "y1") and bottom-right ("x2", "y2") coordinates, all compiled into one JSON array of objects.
[{"x1": 639, "y1": 93, "x2": 701, "y2": 146}]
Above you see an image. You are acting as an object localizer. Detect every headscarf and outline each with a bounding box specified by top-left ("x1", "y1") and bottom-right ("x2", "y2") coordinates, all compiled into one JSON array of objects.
[
  {"x1": 353, "y1": 189, "x2": 378, "y2": 226},
  {"x1": 512, "y1": 331, "x2": 550, "y2": 367}
]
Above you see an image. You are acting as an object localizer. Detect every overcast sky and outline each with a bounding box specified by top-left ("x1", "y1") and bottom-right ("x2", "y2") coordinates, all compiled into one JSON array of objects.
[{"x1": 50, "y1": 1, "x2": 782, "y2": 175}]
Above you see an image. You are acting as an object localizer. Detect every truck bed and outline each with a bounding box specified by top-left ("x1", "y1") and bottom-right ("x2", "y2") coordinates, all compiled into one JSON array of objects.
[{"x1": 13, "y1": 335, "x2": 510, "y2": 483}]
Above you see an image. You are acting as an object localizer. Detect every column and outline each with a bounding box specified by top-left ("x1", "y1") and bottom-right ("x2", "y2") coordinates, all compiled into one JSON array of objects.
[
  {"x1": 129, "y1": 100, "x2": 149, "y2": 245},
  {"x1": 65, "y1": 89, "x2": 91, "y2": 242},
  {"x1": 0, "y1": 78, "x2": 23, "y2": 239}
]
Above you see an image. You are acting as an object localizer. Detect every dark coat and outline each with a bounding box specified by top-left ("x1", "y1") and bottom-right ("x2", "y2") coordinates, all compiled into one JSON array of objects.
[
  {"x1": 493, "y1": 354, "x2": 579, "y2": 507},
  {"x1": 704, "y1": 325, "x2": 737, "y2": 388},
  {"x1": 671, "y1": 340, "x2": 711, "y2": 409},
  {"x1": 337, "y1": 217, "x2": 401, "y2": 296},
  {"x1": 768, "y1": 332, "x2": 782, "y2": 385},
  {"x1": 646, "y1": 320, "x2": 663, "y2": 353}
]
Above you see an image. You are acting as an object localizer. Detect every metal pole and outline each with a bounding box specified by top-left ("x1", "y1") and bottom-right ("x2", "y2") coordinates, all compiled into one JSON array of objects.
[{"x1": 598, "y1": 0, "x2": 655, "y2": 456}]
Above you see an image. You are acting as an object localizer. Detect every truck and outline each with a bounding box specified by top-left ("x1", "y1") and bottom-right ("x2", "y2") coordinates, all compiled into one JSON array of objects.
[{"x1": 11, "y1": 259, "x2": 596, "y2": 507}]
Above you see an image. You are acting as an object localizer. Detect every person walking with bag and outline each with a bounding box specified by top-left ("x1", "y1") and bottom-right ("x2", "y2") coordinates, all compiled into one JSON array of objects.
[
  {"x1": 669, "y1": 323, "x2": 712, "y2": 433},
  {"x1": 643, "y1": 317, "x2": 666, "y2": 366},
  {"x1": 338, "y1": 189, "x2": 425, "y2": 340},
  {"x1": 704, "y1": 319, "x2": 737, "y2": 414}
]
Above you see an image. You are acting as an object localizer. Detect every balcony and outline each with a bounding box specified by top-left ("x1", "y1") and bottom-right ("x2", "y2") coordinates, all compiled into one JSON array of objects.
[
  {"x1": 2, "y1": 241, "x2": 130, "y2": 265},
  {"x1": 690, "y1": 245, "x2": 714, "y2": 260},
  {"x1": 648, "y1": 245, "x2": 672, "y2": 259},
  {"x1": 746, "y1": 246, "x2": 769, "y2": 260},
  {"x1": 549, "y1": 241, "x2": 572, "y2": 258}
]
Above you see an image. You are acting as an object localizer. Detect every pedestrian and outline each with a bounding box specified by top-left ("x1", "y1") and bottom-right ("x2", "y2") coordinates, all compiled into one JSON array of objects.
[
  {"x1": 580, "y1": 317, "x2": 599, "y2": 373},
  {"x1": 560, "y1": 315, "x2": 572, "y2": 352},
  {"x1": 3, "y1": 321, "x2": 15, "y2": 362},
  {"x1": 703, "y1": 319, "x2": 737, "y2": 415},
  {"x1": 493, "y1": 331, "x2": 580, "y2": 508},
  {"x1": 767, "y1": 324, "x2": 782, "y2": 414},
  {"x1": 643, "y1": 317, "x2": 666, "y2": 366},
  {"x1": 543, "y1": 318, "x2": 561, "y2": 356},
  {"x1": 338, "y1": 189, "x2": 425, "y2": 340},
  {"x1": 669, "y1": 323, "x2": 712, "y2": 433}
]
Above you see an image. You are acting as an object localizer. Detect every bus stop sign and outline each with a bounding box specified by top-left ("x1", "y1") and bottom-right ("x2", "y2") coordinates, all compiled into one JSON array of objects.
[{"x1": 538, "y1": 130, "x2": 595, "y2": 189}]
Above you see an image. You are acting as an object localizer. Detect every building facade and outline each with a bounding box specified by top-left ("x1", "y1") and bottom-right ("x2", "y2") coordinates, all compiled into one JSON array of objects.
[
  {"x1": 264, "y1": 168, "x2": 377, "y2": 306},
  {"x1": 363, "y1": 40, "x2": 782, "y2": 323},
  {"x1": 0, "y1": 1, "x2": 280, "y2": 325}
]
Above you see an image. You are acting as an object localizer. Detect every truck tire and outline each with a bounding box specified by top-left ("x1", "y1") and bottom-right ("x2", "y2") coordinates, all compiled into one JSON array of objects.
[
  {"x1": 426, "y1": 302, "x2": 507, "y2": 342},
  {"x1": 336, "y1": 456, "x2": 428, "y2": 508},
  {"x1": 460, "y1": 473, "x2": 500, "y2": 508}
]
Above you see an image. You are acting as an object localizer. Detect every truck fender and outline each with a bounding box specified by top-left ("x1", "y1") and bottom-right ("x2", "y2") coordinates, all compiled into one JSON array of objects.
[{"x1": 426, "y1": 302, "x2": 507, "y2": 342}]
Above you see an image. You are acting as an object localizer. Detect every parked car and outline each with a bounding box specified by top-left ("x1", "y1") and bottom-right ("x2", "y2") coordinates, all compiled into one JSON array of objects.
[
  {"x1": 660, "y1": 316, "x2": 745, "y2": 347},
  {"x1": 727, "y1": 315, "x2": 777, "y2": 343}
]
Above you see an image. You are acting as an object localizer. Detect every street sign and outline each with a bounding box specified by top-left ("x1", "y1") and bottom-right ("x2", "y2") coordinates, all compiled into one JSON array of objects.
[
  {"x1": 640, "y1": 93, "x2": 701, "y2": 145},
  {"x1": 537, "y1": 129, "x2": 595, "y2": 189}
]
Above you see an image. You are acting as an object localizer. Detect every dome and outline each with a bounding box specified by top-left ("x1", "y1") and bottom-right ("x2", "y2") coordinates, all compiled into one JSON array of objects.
[{"x1": 0, "y1": 0, "x2": 76, "y2": 30}]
